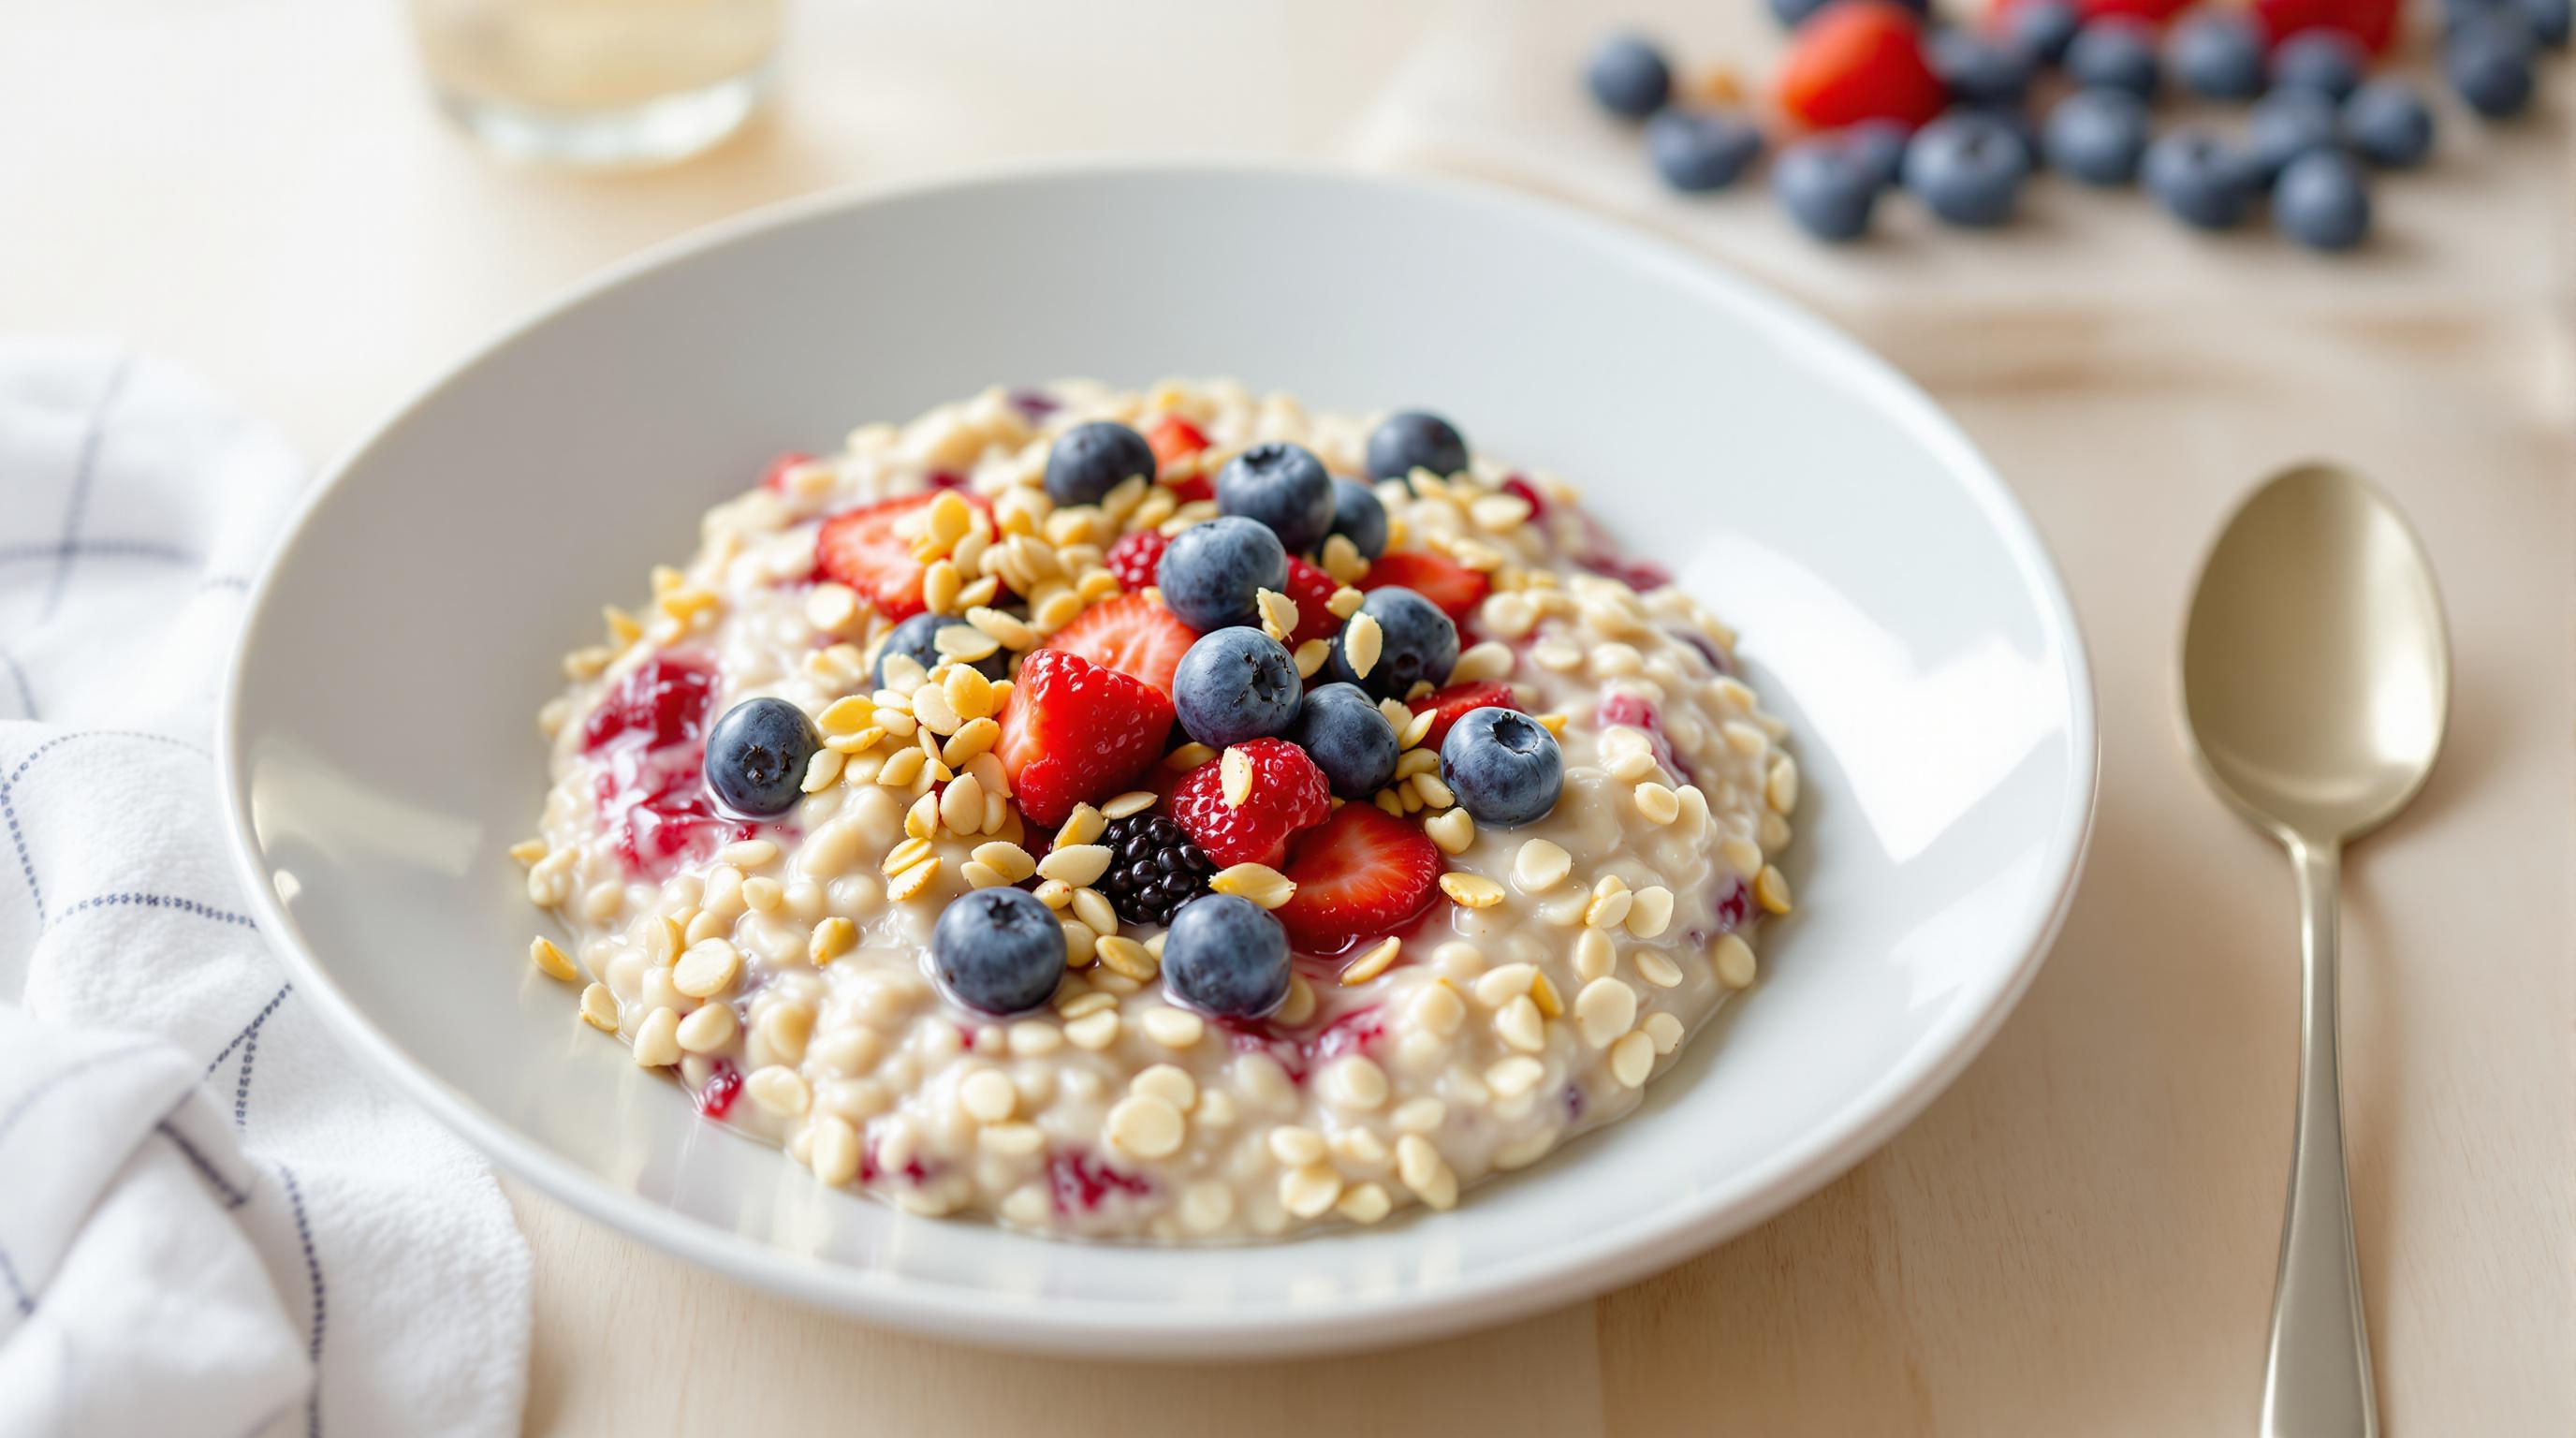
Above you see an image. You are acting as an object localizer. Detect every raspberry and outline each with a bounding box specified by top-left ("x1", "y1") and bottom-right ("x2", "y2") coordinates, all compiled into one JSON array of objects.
[
  {"x1": 1168, "y1": 738, "x2": 1330, "y2": 869},
  {"x1": 1106, "y1": 529, "x2": 1169, "y2": 593}
]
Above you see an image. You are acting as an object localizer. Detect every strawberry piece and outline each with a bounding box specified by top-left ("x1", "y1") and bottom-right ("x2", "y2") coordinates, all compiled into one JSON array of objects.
[
  {"x1": 2250, "y1": 0, "x2": 2401, "y2": 52},
  {"x1": 1362, "y1": 550, "x2": 1491, "y2": 623},
  {"x1": 813, "y1": 492, "x2": 989, "y2": 622},
  {"x1": 1778, "y1": 0, "x2": 1947, "y2": 131},
  {"x1": 1146, "y1": 415, "x2": 1210, "y2": 474},
  {"x1": 1105, "y1": 529, "x2": 1168, "y2": 594},
  {"x1": 1166, "y1": 474, "x2": 1215, "y2": 505},
  {"x1": 1043, "y1": 593, "x2": 1198, "y2": 698},
  {"x1": 1273, "y1": 803, "x2": 1445, "y2": 954},
  {"x1": 1418, "y1": 681, "x2": 1521, "y2": 751},
  {"x1": 1281, "y1": 554, "x2": 1345, "y2": 647},
  {"x1": 1168, "y1": 738, "x2": 1330, "y2": 869},
  {"x1": 759, "y1": 451, "x2": 814, "y2": 493},
  {"x1": 993, "y1": 649, "x2": 1175, "y2": 827}
]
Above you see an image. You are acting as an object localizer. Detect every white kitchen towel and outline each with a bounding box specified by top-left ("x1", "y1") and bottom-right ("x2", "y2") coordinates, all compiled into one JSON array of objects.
[{"x1": 0, "y1": 339, "x2": 530, "y2": 1438}]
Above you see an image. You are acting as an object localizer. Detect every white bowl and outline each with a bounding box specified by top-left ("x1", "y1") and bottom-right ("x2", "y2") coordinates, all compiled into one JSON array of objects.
[{"x1": 219, "y1": 160, "x2": 2095, "y2": 1357}]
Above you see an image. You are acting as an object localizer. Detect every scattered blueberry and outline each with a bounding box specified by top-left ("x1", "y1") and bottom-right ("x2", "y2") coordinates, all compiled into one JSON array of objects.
[
  {"x1": 2448, "y1": 15, "x2": 2539, "y2": 115},
  {"x1": 2249, "y1": 87, "x2": 2345, "y2": 183},
  {"x1": 1172, "y1": 627, "x2": 1303, "y2": 749},
  {"x1": 1587, "y1": 34, "x2": 1674, "y2": 119},
  {"x1": 874, "y1": 610, "x2": 1004, "y2": 688},
  {"x1": 1645, "y1": 109, "x2": 1765, "y2": 193},
  {"x1": 1931, "y1": 29, "x2": 2036, "y2": 106},
  {"x1": 1951, "y1": 103, "x2": 2043, "y2": 171},
  {"x1": 1155, "y1": 514, "x2": 1287, "y2": 631},
  {"x1": 2271, "y1": 30, "x2": 2368, "y2": 100},
  {"x1": 1326, "y1": 476, "x2": 1389, "y2": 561},
  {"x1": 1773, "y1": 138, "x2": 1883, "y2": 241},
  {"x1": 1441, "y1": 707, "x2": 1565, "y2": 828},
  {"x1": 2169, "y1": 12, "x2": 2269, "y2": 99},
  {"x1": 1326, "y1": 586, "x2": 1459, "y2": 702},
  {"x1": 2143, "y1": 130, "x2": 2259, "y2": 228},
  {"x1": 1775, "y1": 0, "x2": 1927, "y2": 25},
  {"x1": 1042, "y1": 420, "x2": 1155, "y2": 507},
  {"x1": 1365, "y1": 411, "x2": 1468, "y2": 484},
  {"x1": 1285, "y1": 682, "x2": 1401, "y2": 799},
  {"x1": 2343, "y1": 81, "x2": 2436, "y2": 168},
  {"x1": 1844, "y1": 119, "x2": 1914, "y2": 189},
  {"x1": 2275, "y1": 150, "x2": 2374, "y2": 250},
  {"x1": 2518, "y1": 0, "x2": 2571, "y2": 46},
  {"x1": 1162, "y1": 893, "x2": 1292, "y2": 1018},
  {"x1": 2065, "y1": 17, "x2": 2161, "y2": 100},
  {"x1": 703, "y1": 697, "x2": 819, "y2": 818},
  {"x1": 1903, "y1": 111, "x2": 2031, "y2": 227},
  {"x1": 1216, "y1": 441, "x2": 1333, "y2": 553},
  {"x1": 2044, "y1": 87, "x2": 2151, "y2": 184},
  {"x1": 931, "y1": 888, "x2": 1063, "y2": 1015},
  {"x1": 2007, "y1": 0, "x2": 2084, "y2": 65}
]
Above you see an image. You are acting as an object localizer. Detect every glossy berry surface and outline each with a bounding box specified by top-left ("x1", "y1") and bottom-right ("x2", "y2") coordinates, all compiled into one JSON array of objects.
[
  {"x1": 2447, "y1": 16, "x2": 2537, "y2": 115},
  {"x1": 1773, "y1": 138, "x2": 1884, "y2": 240},
  {"x1": 1326, "y1": 586, "x2": 1459, "y2": 702},
  {"x1": 1441, "y1": 706, "x2": 1565, "y2": 827},
  {"x1": 990, "y1": 649, "x2": 1174, "y2": 827},
  {"x1": 1646, "y1": 110, "x2": 1766, "y2": 192},
  {"x1": 1095, "y1": 813, "x2": 1216, "y2": 926},
  {"x1": 1931, "y1": 28, "x2": 2036, "y2": 104},
  {"x1": 873, "y1": 610, "x2": 1006, "y2": 688},
  {"x1": 2271, "y1": 29, "x2": 2368, "y2": 98},
  {"x1": 703, "y1": 697, "x2": 820, "y2": 818},
  {"x1": 1155, "y1": 515, "x2": 1288, "y2": 632},
  {"x1": 1216, "y1": 442, "x2": 1335, "y2": 553},
  {"x1": 2005, "y1": 0, "x2": 2083, "y2": 62},
  {"x1": 1843, "y1": 119, "x2": 1914, "y2": 188},
  {"x1": 2143, "y1": 131, "x2": 2259, "y2": 228},
  {"x1": 1172, "y1": 627, "x2": 1304, "y2": 749},
  {"x1": 1586, "y1": 34, "x2": 1674, "y2": 118},
  {"x1": 2248, "y1": 88, "x2": 2344, "y2": 183},
  {"x1": 2274, "y1": 150, "x2": 2374, "y2": 249},
  {"x1": 1167, "y1": 737, "x2": 1332, "y2": 868},
  {"x1": 1043, "y1": 420, "x2": 1156, "y2": 506},
  {"x1": 1779, "y1": 0, "x2": 1949, "y2": 129},
  {"x1": 1365, "y1": 411, "x2": 1468, "y2": 484},
  {"x1": 1903, "y1": 111, "x2": 2031, "y2": 227},
  {"x1": 1162, "y1": 894, "x2": 1293, "y2": 1019},
  {"x1": 1105, "y1": 528, "x2": 1168, "y2": 593},
  {"x1": 931, "y1": 888, "x2": 1064, "y2": 1015},
  {"x1": 2044, "y1": 87, "x2": 2150, "y2": 183},
  {"x1": 1273, "y1": 802, "x2": 1446, "y2": 954},
  {"x1": 2341, "y1": 80, "x2": 2434, "y2": 167},
  {"x1": 2169, "y1": 11, "x2": 2269, "y2": 98},
  {"x1": 1326, "y1": 476, "x2": 1389, "y2": 561},
  {"x1": 2065, "y1": 17, "x2": 2162, "y2": 99},
  {"x1": 1284, "y1": 682, "x2": 1401, "y2": 799}
]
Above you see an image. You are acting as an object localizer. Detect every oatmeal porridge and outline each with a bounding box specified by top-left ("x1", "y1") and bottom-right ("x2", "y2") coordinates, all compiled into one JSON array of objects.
[{"x1": 516, "y1": 379, "x2": 1800, "y2": 1240}]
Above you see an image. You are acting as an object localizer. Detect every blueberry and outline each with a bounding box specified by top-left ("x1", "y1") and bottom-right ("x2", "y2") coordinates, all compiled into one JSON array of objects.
[
  {"x1": 1775, "y1": 0, "x2": 1925, "y2": 25},
  {"x1": 2517, "y1": 0, "x2": 2571, "y2": 46},
  {"x1": 873, "y1": 610, "x2": 1004, "y2": 688},
  {"x1": 1156, "y1": 515, "x2": 1287, "y2": 631},
  {"x1": 2143, "y1": 130, "x2": 2259, "y2": 228},
  {"x1": 1932, "y1": 29, "x2": 2036, "y2": 106},
  {"x1": 2168, "y1": 12, "x2": 2269, "y2": 99},
  {"x1": 1284, "y1": 682, "x2": 1401, "y2": 799},
  {"x1": 2271, "y1": 30, "x2": 2367, "y2": 100},
  {"x1": 1325, "y1": 587, "x2": 1458, "y2": 702},
  {"x1": 703, "y1": 697, "x2": 818, "y2": 818},
  {"x1": 2044, "y1": 88, "x2": 2151, "y2": 184},
  {"x1": 1326, "y1": 476, "x2": 1389, "y2": 561},
  {"x1": 1773, "y1": 139, "x2": 1883, "y2": 241},
  {"x1": 2066, "y1": 18, "x2": 2161, "y2": 100},
  {"x1": 1586, "y1": 34, "x2": 1673, "y2": 119},
  {"x1": 2448, "y1": 16, "x2": 2538, "y2": 115},
  {"x1": 2342, "y1": 81, "x2": 2436, "y2": 167},
  {"x1": 931, "y1": 888, "x2": 1064, "y2": 1015},
  {"x1": 1216, "y1": 441, "x2": 1333, "y2": 552},
  {"x1": 1172, "y1": 627, "x2": 1303, "y2": 749},
  {"x1": 1903, "y1": 111, "x2": 2030, "y2": 227},
  {"x1": 1162, "y1": 893, "x2": 1292, "y2": 1018},
  {"x1": 1042, "y1": 420, "x2": 1155, "y2": 507},
  {"x1": 1440, "y1": 707, "x2": 1564, "y2": 828},
  {"x1": 2248, "y1": 88, "x2": 2345, "y2": 183},
  {"x1": 1843, "y1": 119, "x2": 1914, "y2": 189},
  {"x1": 2006, "y1": 0, "x2": 2083, "y2": 65},
  {"x1": 1950, "y1": 103, "x2": 2043, "y2": 171},
  {"x1": 2275, "y1": 150, "x2": 2374, "y2": 250},
  {"x1": 1645, "y1": 109, "x2": 1765, "y2": 193},
  {"x1": 1366, "y1": 411, "x2": 1469, "y2": 484}
]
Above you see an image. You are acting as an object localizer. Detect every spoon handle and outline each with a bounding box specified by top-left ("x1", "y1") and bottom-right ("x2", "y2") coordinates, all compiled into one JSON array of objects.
[{"x1": 2262, "y1": 840, "x2": 2378, "y2": 1438}]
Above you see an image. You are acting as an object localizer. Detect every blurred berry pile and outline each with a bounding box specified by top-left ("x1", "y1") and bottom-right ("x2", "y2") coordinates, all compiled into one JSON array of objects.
[{"x1": 1586, "y1": 0, "x2": 2566, "y2": 251}]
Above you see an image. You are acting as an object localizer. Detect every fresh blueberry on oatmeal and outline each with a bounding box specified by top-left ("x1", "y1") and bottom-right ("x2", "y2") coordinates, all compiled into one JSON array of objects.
[{"x1": 519, "y1": 379, "x2": 1803, "y2": 1240}]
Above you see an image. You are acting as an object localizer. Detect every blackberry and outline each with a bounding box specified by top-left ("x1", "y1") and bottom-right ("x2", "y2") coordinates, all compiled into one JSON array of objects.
[{"x1": 1096, "y1": 814, "x2": 1215, "y2": 926}]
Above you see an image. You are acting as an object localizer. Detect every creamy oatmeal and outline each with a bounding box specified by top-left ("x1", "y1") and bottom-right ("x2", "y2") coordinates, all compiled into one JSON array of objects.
[{"x1": 516, "y1": 378, "x2": 1799, "y2": 1240}]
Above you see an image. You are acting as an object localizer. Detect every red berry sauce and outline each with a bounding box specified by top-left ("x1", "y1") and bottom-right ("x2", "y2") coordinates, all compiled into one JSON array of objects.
[
  {"x1": 1595, "y1": 692, "x2": 1694, "y2": 787},
  {"x1": 581, "y1": 653, "x2": 751, "y2": 878},
  {"x1": 695, "y1": 1058, "x2": 743, "y2": 1119},
  {"x1": 1046, "y1": 1148, "x2": 1153, "y2": 1214}
]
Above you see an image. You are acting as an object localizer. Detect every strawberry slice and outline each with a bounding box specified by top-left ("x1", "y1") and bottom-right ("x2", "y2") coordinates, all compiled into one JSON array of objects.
[
  {"x1": 813, "y1": 492, "x2": 989, "y2": 622},
  {"x1": 1043, "y1": 594, "x2": 1198, "y2": 698},
  {"x1": 760, "y1": 451, "x2": 815, "y2": 493},
  {"x1": 1778, "y1": 0, "x2": 1947, "y2": 131},
  {"x1": 993, "y1": 649, "x2": 1175, "y2": 827},
  {"x1": 1146, "y1": 415, "x2": 1209, "y2": 473},
  {"x1": 1282, "y1": 554, "x2": 1345, "y2": 647},
  {"x1": 1105, "y1": 529, "x2": 1168, "y2": 594},
  {"x1": 1168, "y1": 738, "x2": 1330, "y2": 869},
  {"x1": 1418, "y1": 681, "x2": 1521, "y2": 751},
  {"x1": 1362, "y1": 550, "x2": 1490, "y2": 624},
  {"x1": 1273, "y1": 804, "x2": 1444, "y2": 954}
]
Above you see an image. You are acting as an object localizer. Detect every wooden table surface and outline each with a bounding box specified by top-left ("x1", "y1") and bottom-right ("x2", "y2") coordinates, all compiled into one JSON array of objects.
[{"x1": 10, "y1": 2, "x2": 2570, "y2": 1432}]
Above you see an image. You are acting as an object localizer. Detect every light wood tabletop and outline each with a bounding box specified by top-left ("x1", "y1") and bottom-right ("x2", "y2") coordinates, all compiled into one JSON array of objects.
[{"x1": 10, "y1": 1, "x2": 2570, "y2": 1432}]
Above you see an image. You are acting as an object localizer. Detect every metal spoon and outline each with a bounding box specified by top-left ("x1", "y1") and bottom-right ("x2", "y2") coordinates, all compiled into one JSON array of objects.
[{"x1": 2180, "y1": 462, "x2": 2448, "y2": 1438}]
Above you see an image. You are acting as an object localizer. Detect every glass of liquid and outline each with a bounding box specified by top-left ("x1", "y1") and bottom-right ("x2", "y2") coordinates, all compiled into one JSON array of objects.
[{"x1": 411, "y1": 0, "x2": 784, "y2": 168}]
